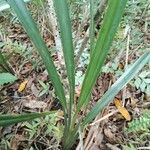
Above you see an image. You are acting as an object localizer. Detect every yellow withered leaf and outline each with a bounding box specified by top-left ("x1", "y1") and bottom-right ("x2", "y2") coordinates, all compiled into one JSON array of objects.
[
  {"x1": 114, "y1": 99, "x2": 122, "y2": 107},
  {"x1": 18, "y1": 80, "x2": 28, "y2": 92},
  {"x1": 114, "y1": 99, "x2": 131, "y2": 121},
  {"x1": 117, "y1": 106, "x2": 131, "y2": 121}
]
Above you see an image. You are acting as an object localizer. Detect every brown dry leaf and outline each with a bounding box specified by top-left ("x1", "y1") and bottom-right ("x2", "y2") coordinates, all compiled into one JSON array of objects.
[
  {"x1": 104, "y1": 128, "x2": 114, "y2": 140},
  {"x1": 118, "y1": 62, "x2": 124, "y2": 70},
  {"x1": 23, "y1": 100, "x2": 47, "y2": 109},
  {"x1": 90, "y1": 145, "x2": 100, "y2": 150},
  {"x1": 18, "y1": 80, "x2": 28, "y2": 92},
  {"x1": 9, "y1": 138, "x2": 19, "y2": 150},
  {"x1": 39, "y1": 70, "x2": 48, "y2": 81},
  {"x1": 31, "y1": 83, "x2": 39, "y2": 97},
  {"x1": 57, "y1": 110, "x2": 64, "y2": 117},
  {"x1": 9, "y1": 134, "x2": 25, "y2": 150},
  {"x1": 104, "y1": 127, "x2": 123, "y2": 144},
  {"x1": 114, "y1": 99, "x2": 131, "y2": 121},
  {"x1": 106, "y1": 143, "x2": 121, "y2": 150},
  {"x1": 130, "y1": 97, "x2": 138, "y2": 107}
]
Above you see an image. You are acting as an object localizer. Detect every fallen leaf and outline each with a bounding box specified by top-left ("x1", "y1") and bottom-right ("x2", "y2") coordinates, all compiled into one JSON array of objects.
[
  {"x1": 18, "y1": 80, "x2": 28, "y2": 92},
  {"x1": 31, "y1": 83, "x2": 39, "y2": 97},
  {"x1": 104, "y1": 128, "x2": 114, "y2": 140},
  {"x1": 23, "y1": 100, "x2": 47, "y2": 109},
  {"x1": 114, "y1": 99, "x2": 131, "y2": 121}
]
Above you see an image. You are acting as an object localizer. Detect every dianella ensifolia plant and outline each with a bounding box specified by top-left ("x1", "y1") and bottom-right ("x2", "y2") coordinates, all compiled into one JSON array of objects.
[{"x1": 1, "y1": 0, "x2": 150, "y2": 149}]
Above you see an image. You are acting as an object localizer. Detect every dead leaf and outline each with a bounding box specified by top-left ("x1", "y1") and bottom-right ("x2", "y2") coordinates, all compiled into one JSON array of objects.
[
  {"x1": 18, "y1": 80, "x2": 28, "y2": 92},
  {"x1": 106, "y1": 143, "x2": 121, "y2": 150},
  {"x1": 31, "y1": 84, "x2": 39, "y2": 97},
  {"x1": 10, "y1": 134, "x2": 25, "y2": 150},
  {"x1": 23, "y1": 100, "x2": 47, "y2": 109},
  {"x1": 130, "y1": 97, "x2": 138, "y2": 107},
  {"x1": 114, "y1": 99, "x2": 131, "y2": 121},
  {"x1": 104, "y1": 128, "x2": 114, "y2": 140}
]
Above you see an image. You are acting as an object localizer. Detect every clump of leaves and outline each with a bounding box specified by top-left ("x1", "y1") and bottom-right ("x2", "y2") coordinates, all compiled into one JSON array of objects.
[
  {"x1": 25, "y1": 114, "x2": 63, "y2": 140},
  {"x1": 126, "y1": 110, "x2": 150, "y2": 133},
  {"x1": 102, "y1": 60, "x2": 123, "y2": 77},
  {"x1": 133, "y1": 71, "x2": 150, "y2": 95}
]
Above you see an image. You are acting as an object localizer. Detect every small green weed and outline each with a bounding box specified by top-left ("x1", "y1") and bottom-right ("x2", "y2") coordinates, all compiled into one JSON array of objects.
[
  {"x1": 38, "y1": 80, "x2": 49, "y2": 97},
  {"x1": 126, "y1": 110, "x2": 150, "y2": 133},
  {"x1": 133, "y1": 71, "x2": 150, "y2": 95},
  {"x1": 25, "y1": 114, "x2": 63, "y2": 140}
]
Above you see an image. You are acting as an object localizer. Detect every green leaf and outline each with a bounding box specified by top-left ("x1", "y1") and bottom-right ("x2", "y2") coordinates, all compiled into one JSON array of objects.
[
  {"x1": 38, "y1": 80, "x2": 49, "y2": 89},
  {"x1": 134, "y1": 77, "x2": 141, "y2": 89},
  {"x1": 76, "y1": 0, "x2": 128, "y2": 114},
  {"x1": 82, "y1": 52, "x2": 150, "y2": 127},
  {"x1": 143, "y1": 78, "x2": 150, "y2": 84},
  {"x1": 89, "y1": 0, "x2": 95, "y2": 52},
  {"x1": 0, "y1": 111, "x2": 55, "y2": 127},
  {"x1": 7, "y1": 0, "x2": 67, "y2": 113},
  {"x1": 146, "y1": 85, "x2": 150, "y2": 95},
  {"x1": 140, "y1": 81, "x2": 146, "y2": 92},
  {"x1": 139, "y1": 71, "x2": 150, "y2": 78},
  {"x1": 0, "y1": 73, "x2": 17, "y2": 85},
  {"x1": 0, "y1": 51, "x2": 5, "y2": 65},
  {"x1": 53, "y1": 0, "x2": 75, "y2": 125}
]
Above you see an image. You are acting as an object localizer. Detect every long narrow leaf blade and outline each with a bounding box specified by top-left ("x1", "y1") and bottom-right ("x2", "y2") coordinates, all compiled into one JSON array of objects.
[
  {"x1": 82, "y1": 52, "x2": 150, "y2": 127},
  {"x1": 53, "y1": 0, "x2": 75, "y2": 120},
  {"x1": 76, "y1": 0, "x2": 128, "y2": 113},
  {"x1": 89, "y1": 0, "x2": 95, "y2": 52},
  {"x1": 7, "y1": 0, "x2": 67, "y2": 112},
  {"x1": 0, "y1": 111, "x2": 55, "y2": 127}
]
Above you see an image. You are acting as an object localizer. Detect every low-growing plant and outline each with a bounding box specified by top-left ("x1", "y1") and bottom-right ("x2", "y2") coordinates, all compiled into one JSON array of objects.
[
  {"x1": 125, "y1": 110, "x2": 150, "y2": 147},
  {"x1": 1, "y1": 0, "x2": 150, "y2": 149},
  {"x1": 25, "y1": 114, "x2": 63, "y2": 140},
  {"x1": 102, "y1": 60, "x2": 124, "y2": 77},
  {"x1": 126, "y1": 110, "x2": 150, "y2": 133},
  {"x1": 0, "y1": 51, "x2": 17, "y2": 86},
  {"x1": 38, "y1": 80, "x2": 50, "y2": 97},
  {"x1": 133, "y1": 71, "x2": 150, "y2": 95}
]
